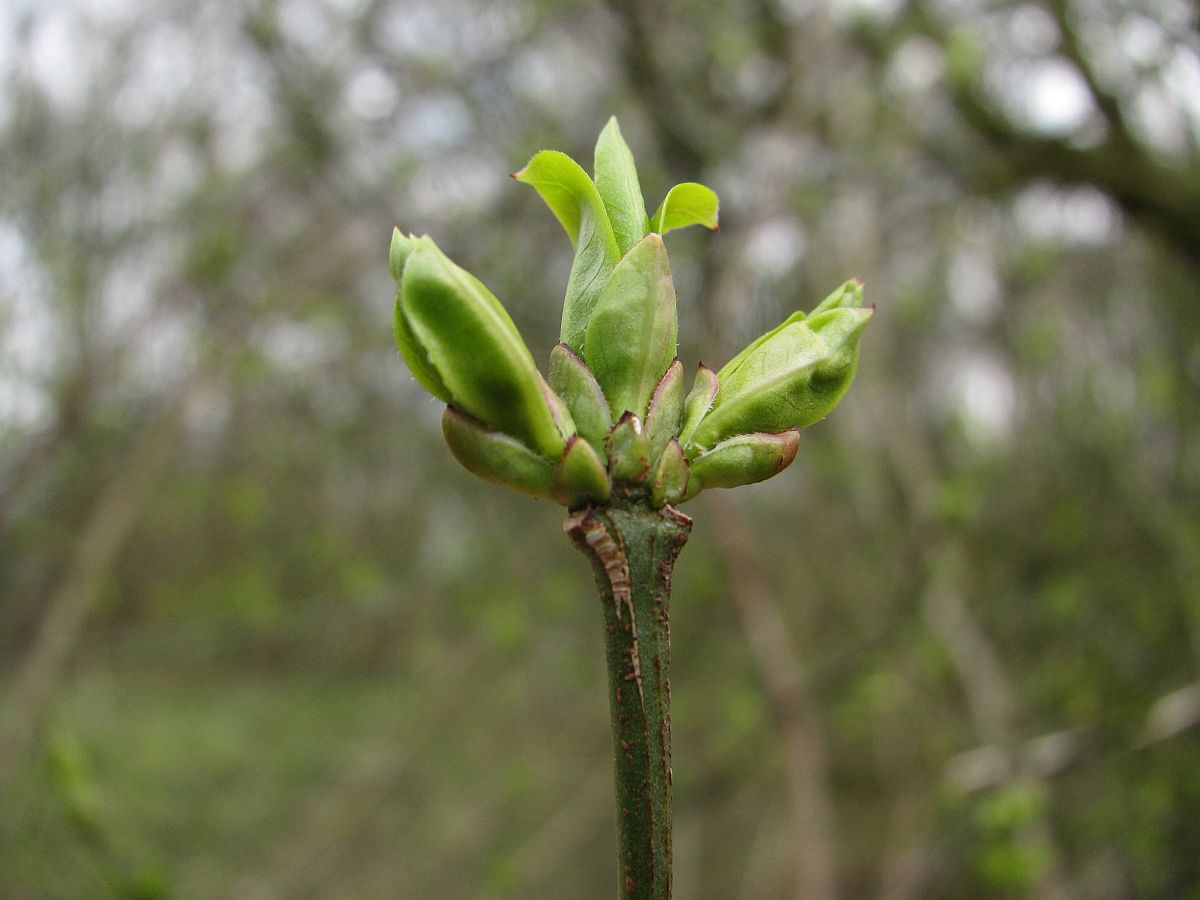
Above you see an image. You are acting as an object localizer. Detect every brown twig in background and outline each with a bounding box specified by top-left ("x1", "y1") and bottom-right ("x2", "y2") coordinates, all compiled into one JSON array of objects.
[
  {"x1": 0, "y1": 373, "x2": 206, "y2": 803},
  {"x1": 710, "y1": 492, "x2": 840, "y2": 900}
]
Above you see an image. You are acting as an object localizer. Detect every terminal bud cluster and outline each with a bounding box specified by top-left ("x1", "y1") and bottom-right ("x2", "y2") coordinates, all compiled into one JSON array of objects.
[{"x1": 390, "y1": 118, "x2": 871, "y2": 509}]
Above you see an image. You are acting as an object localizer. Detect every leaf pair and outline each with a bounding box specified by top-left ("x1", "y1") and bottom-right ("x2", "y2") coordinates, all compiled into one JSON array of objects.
[
  {"x1": 680, "y1": 281, "x2": 873, "y2": 452},
  {"x1": 392, "y1": 231, "x2": 568, "y2": 458},
  {"x1": 392, "y1": 230, "x2": 609, "y2": 508},
  {"x1": 669, "y1": 280, "x2": 872, "y2": 497},
  {"x1": 513, "y1": 117, "x2": 718, "y2": 353}
]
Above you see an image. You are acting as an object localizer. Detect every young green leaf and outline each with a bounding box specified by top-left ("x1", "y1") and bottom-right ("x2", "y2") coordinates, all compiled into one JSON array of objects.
[
  {"x1": 513, "y1": 151, "x2": 609, "y2": 245},
  {"x1": 392, "y1": 231, "x2": 453, "y2": 403},
  {"x1": 584, "y1": 234, "x2": 677, "y2": 421},
  {"x1": 594, "y1": 117, "x2": 650, "y2": 258},
  {"x1": 513, "y1": 151, "x2": 621, "y2": 350},
  {"x1": 442, "y1": 408, "x2": 557, "y2": 500},
  {"x1": 716, "y1": 281, "x2": 862, "y2": 386},
  {"x1": 649, "y1": 182, "x2": 719, "y2": 236}
]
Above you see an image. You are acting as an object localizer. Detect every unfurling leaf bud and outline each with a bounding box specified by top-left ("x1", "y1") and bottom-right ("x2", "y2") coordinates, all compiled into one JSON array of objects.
[
  {"x1": 585, "y1": 234, "x2": 677, "y2": 422},
  {"x1": 549, "y1": 343, "x2": 611, "y2": 460},
  {"x1": 686, "y1": 431, "x2": 800, "y2": 496},
  {"x1": 392, "y1": 232, "x2": 572, "y2": 459},
  {"x1": 442, "y1": 408, "x2": 556, "y2": 500},
  {"x1": 686, "y1": 281, "x2": 872, "y2": 451},
  {"x1": 607, "y1": 412, "x2": 651, "y2": 485},
  {"x1": 394, "y1": 119, "x2": 869, "y2": 511},
  {"x1": 678, "y1": 363, "x2": 719, "y2": 447},
  {"x1": 650, "y1": 439, "x2": 690, "y2": 508},
  {"x1": 644, "y1": 360, "x2": 685, "y2": 460},
  {"x1": 554, "y1": 435, "x2": 611, "y2": 508}
]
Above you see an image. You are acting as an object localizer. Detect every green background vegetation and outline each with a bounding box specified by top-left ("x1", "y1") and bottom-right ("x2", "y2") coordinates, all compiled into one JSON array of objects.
[{"x1": 1, "y1": 0, "x2": 1198, "y2": 896}]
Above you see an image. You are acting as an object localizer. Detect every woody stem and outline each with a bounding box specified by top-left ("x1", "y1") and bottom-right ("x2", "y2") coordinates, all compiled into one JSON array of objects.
[{"x1": 565, "y1": 502, "x2": 692, "y2": 900}]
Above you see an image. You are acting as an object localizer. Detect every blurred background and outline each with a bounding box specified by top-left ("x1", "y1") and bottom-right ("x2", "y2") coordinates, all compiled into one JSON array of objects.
[{"x1": 1, "y1": 0, "x2": 1198, "y2": 896}]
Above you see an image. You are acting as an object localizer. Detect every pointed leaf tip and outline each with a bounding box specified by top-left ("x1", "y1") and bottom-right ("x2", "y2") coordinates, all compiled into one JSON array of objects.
[
  {"x1": 594, "y1": 117, "x2": 650, "y2": 257},
  {"x1": 389, "y1": 228, "x2": 416, "y2": 282},
  {"x1": 650, "y1": 182, "x2": 720, "y2": 236},
  {"x1": 810, "y1": 279, "x2": 866, "y2": 316},
  {"x1": 514, "y1": 148, "x2": 620, "y2": 350}
]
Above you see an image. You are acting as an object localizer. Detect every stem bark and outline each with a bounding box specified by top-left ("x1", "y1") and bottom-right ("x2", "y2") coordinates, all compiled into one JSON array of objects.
[{"x1": 565, "y1": 502, "x2": 692, "y2": 900}]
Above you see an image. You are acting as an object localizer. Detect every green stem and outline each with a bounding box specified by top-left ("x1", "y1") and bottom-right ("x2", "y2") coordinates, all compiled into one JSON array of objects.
[{"x1": 565, "y1": 502, "x2": 692, "y2": 900}]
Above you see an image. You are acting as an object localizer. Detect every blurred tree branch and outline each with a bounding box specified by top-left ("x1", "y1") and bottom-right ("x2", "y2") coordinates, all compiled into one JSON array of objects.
[
  {"x1": 711, "y1": 493, "x2": 840, "y2": 900},
  {"x1": 881, "y1": 0, "x2": 1200, "y2": 270},
  {"x1": 0, "y1": 372, "x2": 207, "y2": 804},
  {"x1": 602, "y1": 0, "x2": 707, "y2": 173}
]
